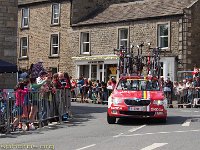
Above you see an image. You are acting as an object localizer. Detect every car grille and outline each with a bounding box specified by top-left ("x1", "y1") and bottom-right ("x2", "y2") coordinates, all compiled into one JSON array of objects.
[
  {"x1": 124, "y1": 99, "x2": 150, "y2": 106},
  {"x1": 119, "y1": 111, "x2": 155, "y2": 116}
]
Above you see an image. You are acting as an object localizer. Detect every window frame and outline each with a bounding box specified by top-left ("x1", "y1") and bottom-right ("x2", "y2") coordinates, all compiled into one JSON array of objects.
[
  {"x1": 50, "y1": 33, "x2": 60, "y2": 57},
  {"x1": 51, "y1": 3, "x2": 60, "y2": 25},
  {"x1": 21, "y1": 8, "x2": 29, "y2": 28},
  {"x1": 20, "y1": 36, "x2": 28, "y2": 58},
  {"x1": 118, "y1": 27, "x2": 129, "y2": 49},
  {"x1": 80, "y1": 32, "x2": 90, "y2": 55},
  {"x1": 157, "y1": 22, "x2": 170, "y2": 50}
]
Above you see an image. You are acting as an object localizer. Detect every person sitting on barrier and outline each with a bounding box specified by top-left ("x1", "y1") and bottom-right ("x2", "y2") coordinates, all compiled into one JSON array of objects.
[
  {"x1": 29, "y1": 76, "x2": 48, "y2": 130},
  {"x1": 12, "y1": 82, "x2": 28, "y2": 130}
]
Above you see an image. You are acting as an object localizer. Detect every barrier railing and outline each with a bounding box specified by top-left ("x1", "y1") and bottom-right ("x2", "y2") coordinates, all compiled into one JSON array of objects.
[{"x1": 0, "y1": 89, "x2": 69, "y2": 134}]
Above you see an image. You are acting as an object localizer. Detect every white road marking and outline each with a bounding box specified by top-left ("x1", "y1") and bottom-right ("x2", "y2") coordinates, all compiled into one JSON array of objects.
[
  {"x1": 129, "y1": 125, "x2": 146, "y2": 132},
  {"x1": 194, "y1": 111, "x2": 199, "y2": 113},
  {"x1": 114, "y1": 125, "x2": 146, "y2": 138},
  {"x1": 180, "y1": 109, "x2": 192, "y2": 112},
  {"x1": 120, "y1": 129, "x2": 200, "y2": 137},
  {"x1": 76, "y1": 144, "x2": 96, "y2": 150},
  {"x1": 158, "y1": 131, "x2": 170, "y2": 134},
  {"x1": 113, "y1": 133, "x2": 124, "y2": 138},
  {"x1": 141, "y1": 143, "x2": 168, "y2": 150},
  {"x1": 182, "y1": 120, "x2": 191, "y2": 126}
]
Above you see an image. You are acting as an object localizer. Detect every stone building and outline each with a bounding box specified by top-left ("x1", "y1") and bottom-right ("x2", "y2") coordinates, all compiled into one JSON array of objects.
[
  {"x1": 18, "y1": 0, "x2": 72, "y2": 75},
  {"x1": 0, "y1": 0, "x2": 18, "y2": 88},
  {"x1": 17, "y1": 0, "x2": 200, "y2": 82}
]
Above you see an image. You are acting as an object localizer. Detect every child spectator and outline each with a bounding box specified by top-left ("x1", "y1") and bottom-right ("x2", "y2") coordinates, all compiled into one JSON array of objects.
[{"x1": 12, "y1": 82, "x2": 27, "y2": 130}]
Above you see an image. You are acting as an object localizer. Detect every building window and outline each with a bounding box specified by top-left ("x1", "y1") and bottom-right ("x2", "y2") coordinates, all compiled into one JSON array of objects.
[
  {"x1": 50, "y1": 34, "x2": 59, "y2": 56},
  {"x1": 51, "y1": 3, "x2": 60, "y2": 25},
  {"x1": 157, "y1": 24, "x2": 169, "y2": 49},
  {"x1": 80, "y1": 32, "x2": 90, "y2": 54},
  {"x1": 21, "y1": 8, "x2": 29, "y2": 28},
  {"x1": 20, "y1": 37, "x2": 28, "y2": 58},
  {"x1": 118, "y1": 28, "x2": 128, "y2": 49}
]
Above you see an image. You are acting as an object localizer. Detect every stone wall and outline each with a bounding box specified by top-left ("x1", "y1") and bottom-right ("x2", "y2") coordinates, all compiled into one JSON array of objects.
[
  {"x1": 70, "y1": 16, "x2": 180, "y2": 68},
  {"x1": 0, "y1": 0, "x2": 18, "y2": 89},
  {"x1": 187, "y1": 0, "x2": 200, "y2": 70}
]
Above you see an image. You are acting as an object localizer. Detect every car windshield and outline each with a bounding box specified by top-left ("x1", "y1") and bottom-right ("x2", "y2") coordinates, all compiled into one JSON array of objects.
[{"x1": 116, "y1": 78, "x2": 160, "y2": 91}]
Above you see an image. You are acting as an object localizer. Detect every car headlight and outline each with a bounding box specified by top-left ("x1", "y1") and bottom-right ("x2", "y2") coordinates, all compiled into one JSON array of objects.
[
  {"x1": 153, "y1": 100, "x2": 164, "y2": 105},
  {"x1": 112, "y1": 97, "x2": 123, "y2": 105}
]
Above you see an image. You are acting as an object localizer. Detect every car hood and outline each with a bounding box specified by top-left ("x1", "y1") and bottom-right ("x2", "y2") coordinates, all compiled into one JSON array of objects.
[{"x1": 112, "y1": 90, "x2": 164, "y2": 100}]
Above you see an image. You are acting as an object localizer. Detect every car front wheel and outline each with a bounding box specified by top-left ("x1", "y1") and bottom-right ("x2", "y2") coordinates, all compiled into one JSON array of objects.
[{"x1": 107, "y1": 113, "x2": 116, "y2": 124}]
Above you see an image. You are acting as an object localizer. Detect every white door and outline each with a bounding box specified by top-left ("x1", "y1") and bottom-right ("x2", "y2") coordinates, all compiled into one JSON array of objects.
[{"x1": 160, "y1": 57, "x2": 175, "y2": 81}]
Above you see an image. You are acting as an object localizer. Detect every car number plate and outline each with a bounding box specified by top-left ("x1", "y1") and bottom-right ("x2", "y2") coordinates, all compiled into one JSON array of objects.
[{"x1": 129, "y1": 106, "x2": 146, "y2": 111}]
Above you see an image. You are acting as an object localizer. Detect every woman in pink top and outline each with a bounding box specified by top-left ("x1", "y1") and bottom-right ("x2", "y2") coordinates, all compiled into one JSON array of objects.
[{"x1": 12, "y1": 82, "x2": 28, "y2": 129}]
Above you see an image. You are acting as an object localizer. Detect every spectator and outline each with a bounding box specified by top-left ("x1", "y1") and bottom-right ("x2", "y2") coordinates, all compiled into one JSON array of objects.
[
  {"x1": 52, "y1": 73, "x2": 63, "y2": 121},
  {"x1": 70, "y1": 77, "x2": 77, "y2": 102},
  {"x1": 95, "y1": 80, "x2": 102, "y2": 99},
  {"x1": 163, "y1": 77, "x2": 173, "y2": 104},
  {"x1": 29, "y1": 76, "x2": 47, "y2": 129},
  {"x1": 193, "y1": 76, "x2": 200, "y2": 98},
  {"x1": 12, "y1": 82, "x2": 27, "y2": 130},
  {"x1": 101, "y1": 81, "x2": 108, "y2": 103},
  {"x1": 186, "y1": 79, "x2": 194, "y2": 103},
  {"x1": 82, "y1": 79, "x2": 89, "y2": 102},
  {"x1": 64, "y1": 72, "x2": 72, "y2": 117},
  {"x1": 37, "y1": 71, "x2": 50, "y2": 125},
  {"x1": 77, "y1": 76, "x2": 84, "y2": 103},
  {"x1": 173, "y1": 81, "x2": 179, "y2": 101}
]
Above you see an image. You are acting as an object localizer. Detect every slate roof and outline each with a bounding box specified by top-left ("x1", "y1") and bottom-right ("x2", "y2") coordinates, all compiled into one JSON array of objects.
[{"x1": 74, "y1": 0, "x2": 198, "y2": 26}]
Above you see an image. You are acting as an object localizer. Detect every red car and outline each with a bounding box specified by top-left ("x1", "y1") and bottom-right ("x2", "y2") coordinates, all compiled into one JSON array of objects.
[{"x1": 107, "y1": 76, "x2": 167, "y2": 124}]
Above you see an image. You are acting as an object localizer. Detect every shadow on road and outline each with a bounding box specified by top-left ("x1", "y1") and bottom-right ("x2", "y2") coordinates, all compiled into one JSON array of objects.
[
  {"x1": 0, "y1": 103, "x2": 107, "y2": 138},
  {"x1": 117, "y1": 115, "x2": 200, "y2": 126}
]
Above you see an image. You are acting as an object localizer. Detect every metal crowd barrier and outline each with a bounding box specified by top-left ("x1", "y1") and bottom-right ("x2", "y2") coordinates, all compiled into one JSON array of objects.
[
  {"x1": 0, "y1": 89, "x2": 70, "y2": 134},
  {"x1": 174, "y1": 88, "x2": 200, "y2": 108}
]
